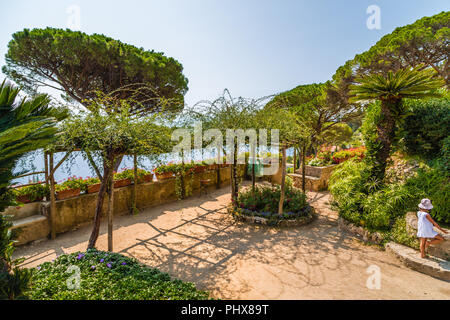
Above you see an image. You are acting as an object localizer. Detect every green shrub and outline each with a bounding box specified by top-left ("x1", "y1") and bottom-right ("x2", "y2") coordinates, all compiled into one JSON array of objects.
[
  {"x1": 400, "y1": 97, "x2": 450, "y2": 160},
  {"x1": 329, "y1": 158, "x2": 450, "y2": 230},
  {"x1": 27, "y1": 249, "x2": 209, "y2": 300},
  {"x1": 236, "y1": 183, "x2": 308, "y2": 216}
]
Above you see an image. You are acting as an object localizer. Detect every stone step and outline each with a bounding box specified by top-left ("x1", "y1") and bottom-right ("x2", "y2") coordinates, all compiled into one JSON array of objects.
[
  {"x1": 1, "y1": 202, "x2": 42, "y2": 221},
  {"x1": 288, "y1": 173, "x2": 320, "y2": 181},
  {"x1": 10, "y1": 215, "x2": 50, "y2": 246},
  {"x1": 386, "y1": 242, "x2": 450, "y2": 281}
]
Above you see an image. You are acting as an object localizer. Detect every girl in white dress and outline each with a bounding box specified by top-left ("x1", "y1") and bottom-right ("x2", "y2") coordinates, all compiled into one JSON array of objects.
[{"x1": 417, "y1": 198, "x2": 447, "y2": 258}]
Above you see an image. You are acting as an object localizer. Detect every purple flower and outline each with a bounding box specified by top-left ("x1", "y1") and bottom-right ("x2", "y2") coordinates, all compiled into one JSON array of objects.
[
  {"x1": 121, "y1": 262, "x2": 126, "y2": 265},
  {"x1": 77, "y1": 253, "x2": 85, "y2": 260},
  {"x1": 106, "y1": 263, "x2": 112, "y2": 268},
  {"x1": 100, "y1": 259, "x2": 104, "y2": 263},
  {"x1": 37, "y1": 266, "x2": 41, "y2": 270},
  {"x1": 91, "y1": 265, "x2": 96, "y2": 270}
]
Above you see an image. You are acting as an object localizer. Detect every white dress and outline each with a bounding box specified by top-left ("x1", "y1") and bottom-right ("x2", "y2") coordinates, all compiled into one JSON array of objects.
[{"x1": 417, "y1": 211, "x2": 438, "y2": 238}]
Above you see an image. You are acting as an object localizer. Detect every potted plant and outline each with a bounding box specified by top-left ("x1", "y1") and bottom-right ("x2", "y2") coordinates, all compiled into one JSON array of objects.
[
  {"x1": 113, "y1": 171, "x2": 132, "y2": 188},
  {"x1": 14, "y1": 183, "x2": 49, "y2": 203},
  {"x1": 55, "y1": 176, "x2": 84, "y2": 200},
  {"x1": 153, "y1": 163, "x2": 179, "y2": 180},
  {"x1": 84, "y1": 177, "x2": 101, "y2": 194},
  {"x1": 192, "y1": 162, "x2": 207, "y2": 173},
  {"x1": 140, "y1": 169, "x2": 154, "y2": 183}
]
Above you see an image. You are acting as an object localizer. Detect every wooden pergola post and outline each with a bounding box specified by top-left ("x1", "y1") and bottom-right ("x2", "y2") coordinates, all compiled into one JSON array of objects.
[
  {"x1": 293, "y1": 148, "x2": 297, "y2": 172},
  {"x1": 44, "y1": 151, "x2": 49, "y2": 185},
  {"x1": 49, "y1": 152, "x2": 56, "y2": 240},
  {"x1": 131, "y1": 154, "x2": 138, "y2": 214},
  {"x1": 278, "y1": 146, "x2": 287, "y2": 214},
  {"x1": 216, "y1": 147, "x2": 221, "y2": 189},
  {"x1": 107, "y1": 167, "x2": 114, "y2": 251}
]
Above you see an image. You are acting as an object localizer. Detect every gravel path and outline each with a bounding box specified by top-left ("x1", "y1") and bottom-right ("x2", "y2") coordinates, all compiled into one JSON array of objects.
[{"x1": 14, "y1": 186, "x2": 450, "y2": 299}]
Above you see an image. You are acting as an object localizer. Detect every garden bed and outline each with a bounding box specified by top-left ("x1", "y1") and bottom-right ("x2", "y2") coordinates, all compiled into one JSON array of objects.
[
  {"x1": 228, "y1": 204, "x2": 315, "y2": 227},
  {"x1": 229, "y1": 183, "x2": 315, "y2": 227},
  {"x1": 26, "y1": 249, "x2": 210, "y2": 300}
]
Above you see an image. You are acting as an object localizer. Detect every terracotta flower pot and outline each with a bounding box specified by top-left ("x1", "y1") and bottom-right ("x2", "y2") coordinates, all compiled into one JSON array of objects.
[
  {"x1": 114, "y1": 178, "x2": 132, "y2": 188},
  {"x1": 16, "y1": 195, "x2": 43, "y2": 204},
  {"x1": 87, "y1": 183, "x2": 101, "y2": 194},
  {"x1": 141, "y1": 174, "x2": 154, "y2": 183},
  {"x1": 56, "y1": 188, "x2": 81, "y2": 200},
  {"x1": 194, "y1": 166, "x2": 206, "y2": 173},
  {"x1": 155, "y1": 172, "x2": 174, "y2": 180}
]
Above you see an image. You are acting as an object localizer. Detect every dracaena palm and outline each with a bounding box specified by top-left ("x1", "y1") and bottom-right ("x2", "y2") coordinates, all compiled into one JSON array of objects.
[
  {"x1": 349, "y1": 66, "x2": 444, "y2": 181},
  {"x1": 0, "y1": 80, "x2": 67, "y2": 299}
]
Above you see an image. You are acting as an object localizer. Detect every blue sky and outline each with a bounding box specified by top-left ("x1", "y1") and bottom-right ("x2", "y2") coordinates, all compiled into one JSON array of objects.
[{"x1": 0, "y1": 0, "x2": 448, "y2": 107}]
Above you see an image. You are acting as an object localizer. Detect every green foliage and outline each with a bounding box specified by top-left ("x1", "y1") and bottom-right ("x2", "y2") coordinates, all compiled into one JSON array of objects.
[
  {"x1": 14, "y1": 184, "x2": 49, "y2": 202},
  {"x1": 236, "y1": 183, "x2": 308, "y2": 215},
  {"x1": 0, "y1": 80, "x2": 67, "y2": 212},
  {"x1": 154, "y1": 163, "x2": 185, "y2": 174},
  {"x1": 3, "y1": 28, "x2": 188, "y2": 113},
  {"x1": 114, "y1": 168, "x2": 152, "y2": 182},
  {"x1": 387, "y1": 217, "x2": 420, "y2": 249},
  {"x1": 318, "y1": 122, "x2": 353, "y2": 147},
  {"x1": 400, "y1": 96, "x2": 450, "y2": 159},
  {"x1": 0, "y1": 215, "x2": 34, "y2": 299},
  {"x1": 353, "y1": 11, "x2": 449, "y2": 84},
  {"x1": 329, "y1": 159, "x2": 450, "y2": 230},
  {"x1": 350, "y1": 66, "x2": 444, "y2": 103},
  {"x1": 26, "y1": 249, "x2": 209, "y2": 300}
]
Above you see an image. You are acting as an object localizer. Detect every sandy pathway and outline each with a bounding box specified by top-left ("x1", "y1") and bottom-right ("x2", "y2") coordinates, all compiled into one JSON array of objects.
[{"x1": 14, "y1": 186, "x2": 450, "y2": 299}]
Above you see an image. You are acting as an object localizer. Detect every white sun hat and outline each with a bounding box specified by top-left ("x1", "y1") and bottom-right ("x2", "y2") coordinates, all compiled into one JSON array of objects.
[{"x1": 418, "y1": 198, "x2": 433, "y2": 210}]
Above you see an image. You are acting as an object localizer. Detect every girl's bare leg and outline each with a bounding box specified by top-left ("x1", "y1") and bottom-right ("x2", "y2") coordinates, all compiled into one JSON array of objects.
[
  {"x1": 420, "y1": 238, "x2": 427, "y2": 258},
  {"x1": 426, "y1": 234, "x2": 444, "y2": 249}
]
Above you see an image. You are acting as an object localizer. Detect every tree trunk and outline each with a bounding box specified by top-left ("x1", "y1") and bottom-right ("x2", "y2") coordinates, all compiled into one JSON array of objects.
[
  {"x1": 301, "y1": 144, "x2": 307, "y2": 193},
  {"x1": 216, "y1": 148, "x2": 221, "y2": 189},
  {"x1": 372, "y1": 99, "x2": 398, "y2": 182},
  {"x1": 251, "y1": 143, "x2": 256, "y2": 192},
  {"x1": 230, "y1": 142, "x2": 238, "y2": 202},
  {"x1": 293, "y1": 148, "x2": 297, "y2": 172},
  {"x1": 278, "y1": 147, "x2": 287, "y2": 214},
  {"x1": 131, "y1": 154, "x2": 138, "y2": 214},
  {"x1": 49, "y1": 153, "x2": 56, "y2": 240},
  {"x1": 107, "y1": 167, "x2": 114, "y2": 251},
  {"x1": 87, "y1": 153, "x2": 114, "y2": 249},
  {"x1": 233, "y1": 142, "x2": 238, "y2": 200}
]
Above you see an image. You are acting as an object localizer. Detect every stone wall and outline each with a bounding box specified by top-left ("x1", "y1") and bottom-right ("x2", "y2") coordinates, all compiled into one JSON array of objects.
[{"x1": 6, "y1": 165, "x2": 245, "y2": 245}]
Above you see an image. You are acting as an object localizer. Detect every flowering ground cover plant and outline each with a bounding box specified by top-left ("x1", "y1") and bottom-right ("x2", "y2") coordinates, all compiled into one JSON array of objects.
[
  {"x1": 27, "y1": 249, "x2": 209, "y2": 300},
  {"x1": 14, "y1": 183, "x2": 49, "y2": 202},
  {"x1": 235, "y1": 183, "x2": 310, "y2": 219}
]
